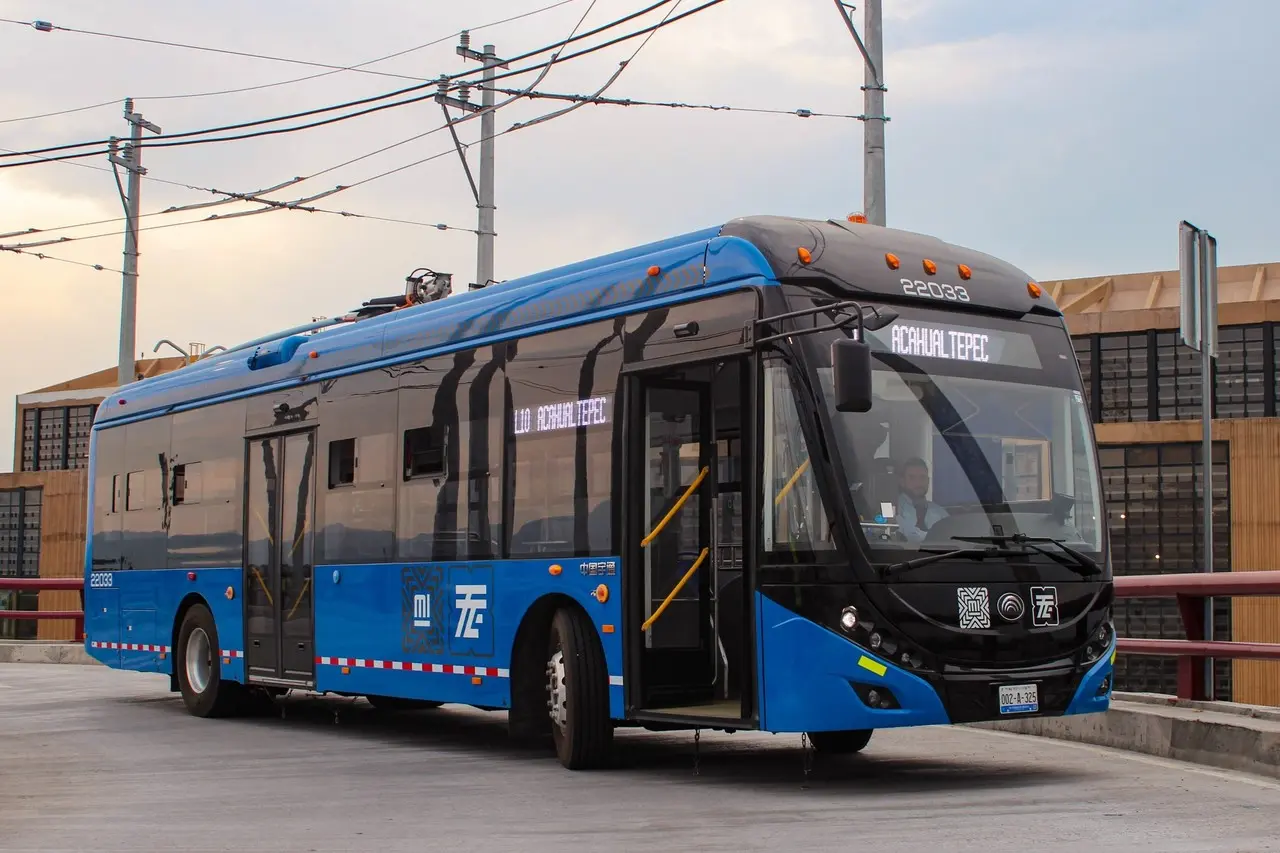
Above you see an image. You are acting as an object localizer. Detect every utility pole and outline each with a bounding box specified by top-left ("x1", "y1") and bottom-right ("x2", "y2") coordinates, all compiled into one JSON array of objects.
[
  {"x1": 108, "y1": 98, "x2": 161, "y2": 388},
  {"x1": 442, "y1": 33, "x2": 508, "y2": 291},
  {"x1": 835, "y1": 1, "x2": 888, "y2": 226}
]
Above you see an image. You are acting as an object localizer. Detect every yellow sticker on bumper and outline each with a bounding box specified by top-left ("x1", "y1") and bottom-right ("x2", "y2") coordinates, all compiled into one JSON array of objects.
[{"x1": 858, "y1": 655, "x2": 887, "y2": 677}]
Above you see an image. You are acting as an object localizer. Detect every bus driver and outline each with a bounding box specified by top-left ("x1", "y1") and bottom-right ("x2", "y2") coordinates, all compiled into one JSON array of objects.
[{"x1": 896, "y1": 457, "x2": 948, "y2": 543}]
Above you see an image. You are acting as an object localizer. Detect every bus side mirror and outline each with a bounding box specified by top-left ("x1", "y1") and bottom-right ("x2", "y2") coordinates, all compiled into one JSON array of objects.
[{"x1": 832, "y1": 338, "x2": 873, "y2": 413}]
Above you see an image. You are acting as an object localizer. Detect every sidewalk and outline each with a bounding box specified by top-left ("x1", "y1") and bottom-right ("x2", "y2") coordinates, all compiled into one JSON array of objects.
[
  {"x1": 0, "y1": 640, "x2": 97, "y2": 665},
  {"x1": 975, "y1": 691, "x2": 1280, "y2": 780}
]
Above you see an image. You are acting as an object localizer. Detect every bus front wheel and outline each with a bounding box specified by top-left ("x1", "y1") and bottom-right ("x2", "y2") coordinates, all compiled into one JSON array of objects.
[
  {"x1": 176, "y1": 603, "x2": 244, "y2": 718},
  {"x1": 546, "y1": 607, "x2": 612, "y2": 770},
  {"x1": 807, "y1": 729, "x2": 874, "y2": 754}
]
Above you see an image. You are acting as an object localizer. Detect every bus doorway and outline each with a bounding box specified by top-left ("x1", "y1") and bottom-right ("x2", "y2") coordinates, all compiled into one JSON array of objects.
[
  {"x1": 625, "y1": 359, "x2": 751, "y2": 723},
  {"x1": 243, "y1": 430, "x2": 317, "y2": 687}
]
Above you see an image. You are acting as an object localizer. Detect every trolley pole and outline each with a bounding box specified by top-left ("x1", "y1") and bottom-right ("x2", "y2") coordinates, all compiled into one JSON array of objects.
[
  {"x1": 109, "y1": 98, "x2": 161, "y2": 388},
  {"x1": 835, "y1": 0, "x2": 888, "y2": 226}
]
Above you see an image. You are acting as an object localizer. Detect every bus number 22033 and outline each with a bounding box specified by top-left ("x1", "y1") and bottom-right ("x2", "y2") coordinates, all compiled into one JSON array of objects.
[
  {"x1": 901, "y1": 278, "x2": 970, "y2": 303},
  {"x1": 89, "y1": 572, "x2": 114, "y2": 589}
]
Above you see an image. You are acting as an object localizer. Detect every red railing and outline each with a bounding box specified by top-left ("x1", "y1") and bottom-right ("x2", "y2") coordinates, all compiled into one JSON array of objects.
[
  {"x1": 0, "y1": 577, "x2": 84, "y2": 640},
  {"x1": 1115, "y1": 570, "x2": 1280, "y2": 700}
]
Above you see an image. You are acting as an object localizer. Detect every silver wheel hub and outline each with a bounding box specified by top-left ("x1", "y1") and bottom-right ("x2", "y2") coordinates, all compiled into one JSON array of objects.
[
  {"x1": 547, "y1": 649, "x2": 568, "y2": 731},
  {"x1": 186, "y1": 627, "x2": 212, "y2": 694}
]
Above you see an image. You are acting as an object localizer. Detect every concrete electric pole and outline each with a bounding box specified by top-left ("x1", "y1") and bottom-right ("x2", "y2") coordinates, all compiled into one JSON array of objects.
[
  {"x1": 835, "y1": 0, "x2": 888, "y2": 227},
  {"x1": 108, "y1": 98, "x2": 161, "y2": 388},
  {"x1": 443, "y1": 33, "x2": 508, "y2": 291}
]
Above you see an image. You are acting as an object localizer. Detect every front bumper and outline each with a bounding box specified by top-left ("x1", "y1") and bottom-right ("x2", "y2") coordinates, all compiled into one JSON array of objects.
[{"x1": 756, "y1": 592, "x2": 1115, "y2": 734}]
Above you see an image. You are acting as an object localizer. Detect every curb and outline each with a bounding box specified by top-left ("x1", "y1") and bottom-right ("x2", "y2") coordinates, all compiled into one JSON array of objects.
[
  {"x1": 972, "y1": 698, "x2": 1280, "y2": 781},
  {"x1": 0, "y1": 642, "x2": 99, "y2": 666}
]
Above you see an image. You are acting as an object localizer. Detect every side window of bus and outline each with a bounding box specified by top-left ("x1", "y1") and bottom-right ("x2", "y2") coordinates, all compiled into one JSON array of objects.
[
  {"x1": 505, "y1": 320, "x2": 621, "y2": 558},
  {"x1": 763, "y1": 362, "x2": 836, "y2": 553},
  {"x1": 396, "y1": 348, "x2": 504, "y2": 562}
]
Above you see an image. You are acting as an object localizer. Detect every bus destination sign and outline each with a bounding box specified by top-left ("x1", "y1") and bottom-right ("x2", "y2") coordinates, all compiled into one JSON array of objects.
[{"x1": 513, "y1": 395, "x2": 612, "y2": 436}]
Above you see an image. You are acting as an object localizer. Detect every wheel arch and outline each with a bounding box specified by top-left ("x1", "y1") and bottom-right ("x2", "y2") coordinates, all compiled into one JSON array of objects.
[
  {"x1": 169, "y1": 593, "x2": 213, "y2": 690},
  {"x1": 507, "y1": 593, "x2": 604, "y2": 740}
]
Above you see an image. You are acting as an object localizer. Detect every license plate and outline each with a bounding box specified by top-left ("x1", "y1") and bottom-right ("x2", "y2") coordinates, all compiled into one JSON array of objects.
[{"x1": 998, "y1": 683, "x2": 1039, "y2": 715}]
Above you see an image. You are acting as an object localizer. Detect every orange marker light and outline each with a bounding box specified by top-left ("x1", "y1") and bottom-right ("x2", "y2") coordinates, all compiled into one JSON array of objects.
[
  {"x1": 797, "y1": 247, "x2": 813, "y2": 265},
  {"x1": 548, "y1": 564, "x2": 563, "y2": 576},
  {"x1": 885, "y1": 253, "x2": 900, "y2": 270},
  {"x1": 309, "y1": 351, "x2": 319, "y2": 359},
  {"x1": 1028, "y1": 282, "x2": 1043, "y2": 298},
  {"x1": 602, "y1": 624, "x2": 616, "y2": 634},
  {"x1": 958, "y1": 264, "x2": 973, "y2": 280},
  {"x1": 847, "y1": 213, "x2": 867, "y2": 223},
  {"x1": 472, "y1": 676, "x2": 483, "y2": 685},
  {"x1": 594, "y1": 584, "x2": 610, "y2": 604},
  {"x1": 647, "y1": 265, "x2": 661, "y2": 277},
  {"x1": 225, "y1": 586, "x2": 235, "y2": 600},
  {"x1": 341, "y1": 666, "x2": 351, "y2": 674},
  {"x1": 923, "y1": 259, "x2": 938, "y2": 275}
]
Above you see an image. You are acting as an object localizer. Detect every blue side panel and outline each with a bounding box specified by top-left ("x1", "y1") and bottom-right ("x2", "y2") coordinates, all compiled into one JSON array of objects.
[
  {"x1": 1064, "y1": 638, "x2": 1116, "y2": 716},
  {"x1": 755, "y1": 592, "x2": 950, "y2": 733},
  {"x1": 314, "y1": 557, "x2": 623, "y2": 715},
  {"x1": 83, "y1": 567, "x2": 245, "y2": 684}
]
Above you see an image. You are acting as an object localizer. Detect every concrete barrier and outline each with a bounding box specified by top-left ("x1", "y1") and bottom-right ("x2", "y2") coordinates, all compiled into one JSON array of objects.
[
  {"x1": 0, "y1": 641, "x2": 98, "y2": 666},
  {"x1": 974, "y1": 692, "x2": 1280, "y2": 780}
]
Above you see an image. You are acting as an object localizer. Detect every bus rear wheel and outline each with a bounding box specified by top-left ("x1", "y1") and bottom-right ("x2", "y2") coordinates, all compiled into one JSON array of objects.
[
  {"x1": 546, "y1": 607, "x2": 612, "y2": 770},
  {"x1": 807, "y1": 729, "x2": 874, "y2": 754},
  {"x1": 176, "y1": 603, "x2": 244, "y2": 718}
]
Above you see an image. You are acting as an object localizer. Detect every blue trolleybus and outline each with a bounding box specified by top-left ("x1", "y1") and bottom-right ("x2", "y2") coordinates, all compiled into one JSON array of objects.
[{"x1": 83, "y1": 215, "x2": 1115, "y2": 769}]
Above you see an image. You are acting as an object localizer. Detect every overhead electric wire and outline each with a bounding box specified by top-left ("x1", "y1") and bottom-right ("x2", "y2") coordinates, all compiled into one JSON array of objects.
[
  {"x1": 490, "y1": 87, "x2": 866, "y2": 119},
  {"x1": 0, "y1": 0, "x2": 678, "y2": 160},
  {"x1": 2, "y1": 0, "x2": 725, "y2": 252},
  {"x1": 0, "y1": 244, "x2": 121, "y2": 273},
  {"x1": 0, "y1": 0, "x2": 583, "y2": 124}
]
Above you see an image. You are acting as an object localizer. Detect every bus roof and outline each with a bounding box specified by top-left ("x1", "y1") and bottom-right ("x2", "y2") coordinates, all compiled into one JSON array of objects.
[{"x1": 94, "y1": 215, "x2": 1055, "y2": 428}]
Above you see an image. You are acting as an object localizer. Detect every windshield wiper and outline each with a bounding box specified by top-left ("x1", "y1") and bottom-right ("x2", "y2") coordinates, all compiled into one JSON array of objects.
[
  {"x1": 951, "y1": 533, "x2": 1102, "y2": 578},
  {"x1": 883, "y1": 545, "x2": 1022, "y2": 576}
]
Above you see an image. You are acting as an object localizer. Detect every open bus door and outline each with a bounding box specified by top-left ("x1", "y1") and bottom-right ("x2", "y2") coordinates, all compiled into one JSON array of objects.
[{"x1": 623, "y1": 358, "x2": 754, "y2": 725}]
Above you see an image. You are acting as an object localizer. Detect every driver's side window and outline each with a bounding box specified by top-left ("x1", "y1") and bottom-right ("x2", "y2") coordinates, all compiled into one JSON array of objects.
[{"x1": 763, "y1": 363, "x2": 836, "y2": 553}]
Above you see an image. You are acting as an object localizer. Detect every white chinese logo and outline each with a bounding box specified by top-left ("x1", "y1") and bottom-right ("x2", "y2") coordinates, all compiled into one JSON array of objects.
[
  {"x1": 454, "y1": 585, "x2": 488, "y2": 639},
  {"x1": 1031, "y1": 586, "x2": 1059, "y2": 627},
  {"x1": 412, "y1": 593, "x2": 431, "y2": 629},
  {"x1": 957, "y1": 586, "x2": 991, "y2": 629}
]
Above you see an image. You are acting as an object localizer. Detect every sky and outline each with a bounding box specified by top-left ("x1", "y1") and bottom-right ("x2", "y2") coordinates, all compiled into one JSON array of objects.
[{"x1": 0, "y1": 0, "x2": 1275, "y2": 471}]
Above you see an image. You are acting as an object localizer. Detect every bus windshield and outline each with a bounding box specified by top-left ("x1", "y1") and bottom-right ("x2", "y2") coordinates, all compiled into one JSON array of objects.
[{"x1": 790, "y1": 295, "x2": 1106, "y2": 562}]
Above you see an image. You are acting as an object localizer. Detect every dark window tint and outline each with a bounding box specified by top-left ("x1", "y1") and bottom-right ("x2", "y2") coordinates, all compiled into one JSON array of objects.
[
  {"x1": 1098, "y1": 333, "x2": 1148, "y2": 422},
  {"x1": 404, "y1": 425, "x2": 447, "y2": 480},
  {"x1": 328, "y1": 438, "x2": 356, "y2": 488},
  {"x1": 1101, "y1": 442, "x2": 1231, "y2": 699},
  {"x1": 20, "y1": 405, "x2": 97, "y2": 471},
  {"x1": 1155, "y1": 331, "x2": 1203, "y2": 421},
  {"x1": 1216, "y1": 325, "x2": 1266, "y2": 418},
  {"x1": 0, "y1": 488, "x2": 42, "y2": 639},
  {"x1": 505, "y1": 319, "x2": 623, "y2": 558}
]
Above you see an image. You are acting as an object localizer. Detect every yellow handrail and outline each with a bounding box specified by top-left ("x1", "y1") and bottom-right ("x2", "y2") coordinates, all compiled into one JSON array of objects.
[
  {"x1": 641, "y1": 547, "x2": 710, "y2": 632},
  {"x1": 641, "y1": 465, "x2": 710, "y2": 548},
  {"x1": 774, "y1": 457, "x2": 811, "y2": 506}
]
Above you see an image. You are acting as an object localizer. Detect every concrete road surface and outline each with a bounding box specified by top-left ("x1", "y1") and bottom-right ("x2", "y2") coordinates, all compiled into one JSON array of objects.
[{"x1": 2, "y1": 664, "x2": 1276, "y2": 852}]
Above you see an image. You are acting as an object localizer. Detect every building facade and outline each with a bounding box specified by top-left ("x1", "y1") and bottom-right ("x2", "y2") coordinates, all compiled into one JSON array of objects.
[
  {"x1": 0, "y1": 357, "x2": 186, "y2": 640},
  {"x1": 1054, "y1": 260, "x2": 1280, "y2": 706}
]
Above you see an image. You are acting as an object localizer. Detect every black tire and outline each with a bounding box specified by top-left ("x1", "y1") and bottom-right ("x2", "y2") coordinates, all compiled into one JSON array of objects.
[
  {"x1": 547, "y1": 607, "x2": 612, "y2": 769},
  {"x1": 175, "y1": 603, "x2": 245, "y2": 718},
  {"x1": 808, "y1": 729, "x2": 874, "y2": 754},
  {"x1": 366, "y1": 695, "x2": 443, "y2": 712}
]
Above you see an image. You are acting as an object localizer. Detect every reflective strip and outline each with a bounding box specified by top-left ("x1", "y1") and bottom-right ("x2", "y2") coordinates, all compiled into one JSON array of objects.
[
  {"x1": 857, "y1": 655, "x2": 888, "y2": 677},
  {"x1": 90, "y1": 641, "x2": 170, "y2": 652},
  {"x1": 315, "y1": 656, "x2": 510, "y2": 678},
  {"x1": 609, "y1": 675, "x2": 624, "y2": 686},
  {"x1": 220, "y1": 650, "x2": 244, "y2": 658}
]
